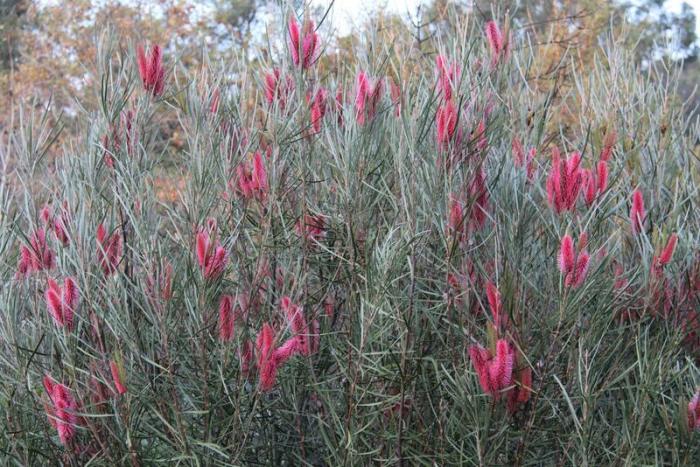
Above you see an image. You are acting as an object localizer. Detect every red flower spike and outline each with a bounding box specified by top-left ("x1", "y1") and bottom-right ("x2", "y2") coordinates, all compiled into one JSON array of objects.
[
  {"x1": 468, "y1": 339, "x2": 515, "y2": 399},
  {"x1": 355, "y1": 71, "x2": 384, "y2": 125},
  {"x1": 43, "y1": 374, "x2": 79, "y2": 445},
  {"x1": 256, "y1": 323, "x2": 278, "y2": 391},
  {"x1": 630, "y1": 188, "x2": 646, "y2": 235},
  {"x1": 137, "y1": 43, "x2": 165, "y2": 97},
  {"x1": 288, "y1": 16, "x2": 319, "y2": 70},
  {"x1": 436, "y1": 101, "x2": 458, "y2": 150},
  {"x1": 218, "y1": 295, "x2": 235, "y2": 342}
]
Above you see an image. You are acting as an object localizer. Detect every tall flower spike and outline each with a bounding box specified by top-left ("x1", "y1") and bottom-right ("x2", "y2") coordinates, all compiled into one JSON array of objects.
[
  {"x1": 630, "y1": 188, "x2": 646, "y2": 235},
  {"x1": 546, "y1": 150, "x2": 584, "y2": 214},
  {"x1": 436, "y1": 101, "x2": 458, "y2": 150},
  {"x1": 355, "y1": 71, "x2": 384, "y2": 125},
  {"x1": 653, "y1": 233, "x2": 678, "y2": 273},
  {"x1": 234, "y1": 151, "x2": 268, "y2": 202},
  {"x1": 288, "y1": 16, "x2": 319, "y2": 70},
  {"x1": 137, "y1": 43, "x2": 165, "y2": 97},
  {"x1": 45, "y1": 277, "x2": 79, "y2": 330},
  {"x1": 559, "y1": 234, "x2": 590, "y2": 288},
  {"x1": 17, "y1": 228, "x2": 56, "y2": 277},
  {"x1": 218, "y1": 295, "x2": 236, "y2": 342},
  {"x1": 309, "y1": 88, "x2": 328, "y2": 133},
  {"x1": 281, "y1": 296, "x2": 316, "y2": 356},
  {"x1": 468, "y1": 339, "x2": 514, "y2": 399},
  {"x1": 256, "y1": 323, "x2": 278, "y2": 391},
  {"x1": 484, "y1": 20, "x2": 505, "y2": 66},
  {"x1": 435, "y1": 55, "x2": 460, "y2": 100},
  {"x1": 43, "y1": 375, "x2": 79, "y2": 445},
  {"x1": 195, "y1": 220, "x2": 228, "y2": 281}
]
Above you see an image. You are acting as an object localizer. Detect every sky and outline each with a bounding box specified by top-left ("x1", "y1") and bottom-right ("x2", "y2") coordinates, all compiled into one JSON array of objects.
[{"x1": 314, "y1": 0, "x2": 700, "y2": 38}]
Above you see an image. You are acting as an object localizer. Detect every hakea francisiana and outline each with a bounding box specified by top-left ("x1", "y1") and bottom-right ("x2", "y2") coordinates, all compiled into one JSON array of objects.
[
  {"x1": 17, "y1": 228, "x2": 56, "y2": 277},
  {"x1": 256, "y1": 323, "x2": 298, "y2": 391},
  {"x1": 355, "y1": 71, "x2": 384, "y2": 125},
  {"x1": 468, "y1": 339, "x2": 515, "y2": 399},
  {"x1": 280, "y1": 296, "x2": 320, "y2": 357},
  {"x1": 234, "y1": 151, "x2": 268, "y2": 202},
  {"x1": 295, "y1": 213, "x2": 326, "y2": 242},
  {"x1": 40, "y1": 202, "x2": 71, "y2": 246},
  {"x1": 484, "y1": 20, "x2": 509, "y2": 67},
  {"x1": 546, "y1": 148, "x2": 584, "y2": 214},
  {"x1": 195, "y1": 219, "x2": 228, "y2": 281},
  {"x1": 96, "y1": 224, "x2": 122, "y2": 276},
  {"x1": 264, "y1": 68, "x2": 294, "y2": 108},
  {"x1": 288, "y1": 16, "x2": 319, "y2": 70},
  {"x1": 688, "y1": 390, "x2": 700, "y2": 432},
  {"x1": 136, "y1": 43, "x2": 165, "y2": 97},
  {"x1": 43, "y1": 375, "x2": 80, "y2": 445},
  {"x1": 558, "y1": 233, "x2": 590, "y2": 288},
  {"x1": 630, "y1": 188, "x2": 646, "y2": 235},
  {"x1": 308, "y1": 87, "x2": 328, "y2": 133},
  {"x1": 109, "y1": 359, "x2": 127, "y2": 395},
  {"x1": 582, "y1": 161, "x2": 609, "y2": 206},
  {"x1": 45, "y1": 277, "x2": 79, "y2": 330},
  {"x1": 435, "y1": 55, "x2": 460, "y2": 101},
  {"x1": 436, "y1": 100, "x2": 458, "y2": 150},
  {"x1": 238, "y1": 340, "x2": 254, "y2": 376}
]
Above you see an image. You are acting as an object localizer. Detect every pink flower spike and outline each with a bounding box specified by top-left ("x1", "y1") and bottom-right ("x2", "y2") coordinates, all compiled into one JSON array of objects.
[
  {"x1": 43, "y1": 375, "x2": 79, "y2": 445},
  {"x1": 288, "y1": 16, "x2": 319, "y2": 70},
  {"x1": 468, "y1": 339, "x2": 515, "y2": 399},
  {"x1": 558, "y1": 234, "x2": 575, "y2": 275},
  {"x1": 45, "y1": 277, "x2": 79, "y2": 330},
  {"x1": 218, "y1": 295, "x2": 235, "y2": 342},
  {"x1": 654, "y1": 233, "x2": 678, "y2": 271},
  {"x1": 436, "y1": 101, "x2": 458, "y2": 150},
  {"x1": 256, "y1": 323, "x2": 278, "y2": 391},
  {"x1": 435, "y1": 55, "x2": 459, "y2": 100},
  {"x1": 484, "y1": 20, "x2": 504, "y2": 66}
]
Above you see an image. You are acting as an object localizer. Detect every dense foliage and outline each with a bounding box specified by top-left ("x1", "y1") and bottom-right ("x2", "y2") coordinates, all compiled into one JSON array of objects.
[{"x1": 0, "y1": 3, "x2": 699, "y2": 465}]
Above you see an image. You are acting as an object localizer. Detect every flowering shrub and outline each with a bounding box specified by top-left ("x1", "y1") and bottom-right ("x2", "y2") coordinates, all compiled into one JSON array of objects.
[{"x1": 0, "y1": 5, "x2": 698, "y2": 465}]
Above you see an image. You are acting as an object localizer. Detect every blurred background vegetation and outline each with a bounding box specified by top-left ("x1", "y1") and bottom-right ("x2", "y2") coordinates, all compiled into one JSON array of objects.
[{"x1": 0, "y1": 0, "x2": 698, "y2": 152}]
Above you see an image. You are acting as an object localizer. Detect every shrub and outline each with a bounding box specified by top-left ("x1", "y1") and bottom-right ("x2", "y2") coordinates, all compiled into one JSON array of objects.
[{"x1": 0, "y1": 5, "x2": 698, "y2": 465}]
